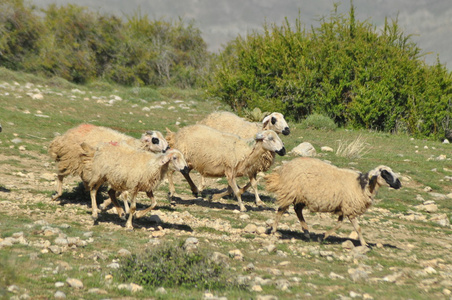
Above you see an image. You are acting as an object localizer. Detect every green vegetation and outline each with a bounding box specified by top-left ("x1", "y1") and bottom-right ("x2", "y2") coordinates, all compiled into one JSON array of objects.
[
  {"x1": 116, "y1": 241, "x2": 241, "y2": 290},
  {"x1": 207, "y1": 4, "x2": 452, "y2": 139}
]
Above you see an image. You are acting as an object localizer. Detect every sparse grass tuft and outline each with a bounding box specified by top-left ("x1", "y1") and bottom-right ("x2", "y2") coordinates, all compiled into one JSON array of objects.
[{"x1": 336, "y1": 135, "x2": 369, "y2": 159}]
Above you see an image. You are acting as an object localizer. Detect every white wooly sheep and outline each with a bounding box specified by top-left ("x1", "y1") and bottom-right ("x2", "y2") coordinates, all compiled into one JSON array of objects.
[
  {"x1": 197, "y1": 111, "x2": 290, "y2": 191},
  {"x1": 165, "y1": 124, "x2": 286, "y2": 211},
  {"x1": 265, "y1": 157, "x2": 402, "y2": 246},
  {"x1": 48, "y1": 123, "x2": 169, "y2": 203},
  {"x1": 80, "y1": 141, "x2": 189, "y2": 229}
]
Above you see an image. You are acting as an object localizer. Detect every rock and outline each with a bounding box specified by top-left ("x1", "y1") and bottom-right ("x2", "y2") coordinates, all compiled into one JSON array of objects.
[
  {"x1": 256, "y1": 296, "x2": 278, "y2": 300},
  {"x1": 211, "y1": 252, "x2": 229, "y2": 265},
  {"x1": 265, "y1": 244, "x2": 277, "y2": 253},
  {"x1": 430, "y1": 214, "x2": 450, "y2": 227},
  {"x1": 66, "y1": 278, "x2": 83, "y2": 289},
  {"x1": 87, "y1": 288, "x2": 108, "y2": 294},
  {"x1": 228, "y1": 249, "x2": 244, "y2": 260},
  {"x1": 423, "y1": 186, "x2": 433, "y2": 192},
  {"x1": 349, "y1": 231, "x2": 359, "y2": 240},
  {"x1": 348, "y1": 268, "x2": 369, "y2": 282},
  {"x1": 118, "y1": 248, "x2": 132, "y2": 257},
  {"x1": 275, "y1": 279, "x2": 290, "y2": 291},
  {"x1": 184, "y1": 237, "x2": 199, "y2": 251},
  {"x1": 251, "y1": 285, "x2": 263, "y2": 292},
  {"x1": 118, "y1": 283, "x2": 143, "y2": 293},
  {"x1": 342, "y1": 240, "x2": 355, "y2": 249},
  {"x1": 383, "y1": 272, "x2": 403, "y2": 283},
  {"x1": 239, "y1": 214, "x2": 250, "y2": 220},
  {"x1": 329, "y1": 272, "x2": 345, "y2": 280},
  {"x1": 321, "y1": 146, "x2": 334, "y2": 152},
  {"x1": 54, "y1": 291, "x2": 66, "y2": 299},
  {"x1": 55, "y1": 282, "x2": 65, "y2": 288},
  {"x1": 256, "y1": 226, "x2": 267, "y2": 234},
  {"x1": 244, "y1": 224, "x2": 257, "y2": 233},
  {"x1": 290, "y1": 142, "x2": 316, "y2": 157},
  {"x1": 48, "y1": 245, "x2": 62, "y2": 254},
  {"x1": 107, "y1": 262, "x2": 120, "y2": 269},
  {"x1": 156, "y1": 287, "x2": 167, "y2": 294}
]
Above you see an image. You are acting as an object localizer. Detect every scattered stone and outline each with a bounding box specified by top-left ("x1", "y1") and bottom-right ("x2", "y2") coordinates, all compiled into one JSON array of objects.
[
  {"x1": 118, "y1": 248, "x2": 132, "y2": 257},
  {"x1": 184, "y1": 237, "x2": 199, "y2": 251},
  {"x1": 55, "y1": 282, "x2": 65, "y2": 288},
  {"x1": 107, "y1": 262, "x2": 120, "y2": 269},
  {"x1": 118, "y1": 283, "x2": 143, "y2": 293},
  {"x1": 87, "y1": 288, "x2": 108, "y2": 294},
  {"x1": 383, "y1": 272, "x2": 403, "y2": 283},
  {"x1": 251, "y1": 285, "x2": 263, "y2": 292},
  {"x1": 290, "y1": 142, "x2": 316, "y2": 157},
  {"x1": 66, "y1": 278, "x2": 83, "y2": 289},
  {"x1": 329, "y1": 272, "x2": 345, "y2": 280},
  {"x1": 228, "y1": 249, "x2": 244, "y2": 260},
  {"x1": 256, "y1": 296, "x2": 278, "y2": 300},
  {"x1": 54, "y1": 291, "x2": 66, "y2": 299},
  {"x1": 348, "y1": 268, "x2": 369, "y2": 282},
  {"x1": 48, "y1": 245, "x2": 62, "y2": 254},
  {"x1": 342, "y1": 240, "x2": 355, "y2": 249},
  {"x1": 244, "y1": 224, "x2": 257, "y2": 233},
  {"x1": 265, "y1": 244, "x2": 277, "y2": 253},
  {"x1": 239, "y1": 214, "x2": 250, "y2": 220},
  {"x1": 430, "y1": 214, "x2": 450, "y2": 227},
  {"x1": 156, "y1": 287, "x2": 167, "y2": 294},
  {"x1": 211, "y1": 252, "x2": 229, "y2": 265},
  {"x1": 275, "y1": 279, "x2": 290, "y2": 291}
]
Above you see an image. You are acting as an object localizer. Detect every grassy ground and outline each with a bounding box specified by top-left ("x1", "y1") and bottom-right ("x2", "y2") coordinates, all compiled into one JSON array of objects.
[{"x1": 0, "y1": 67, "x2": 451, "y2": 299}]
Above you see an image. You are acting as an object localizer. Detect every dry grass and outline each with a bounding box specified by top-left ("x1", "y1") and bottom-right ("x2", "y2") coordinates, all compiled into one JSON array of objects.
[{"x1": 335, "y1": 135, "x2": 369, "y2": 159}]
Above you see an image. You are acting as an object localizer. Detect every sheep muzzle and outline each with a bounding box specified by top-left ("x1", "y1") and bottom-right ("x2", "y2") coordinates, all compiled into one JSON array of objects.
[
  {"x1": 276, "y1": 147, "x2": 286, "y2": 156},
  {"x1": 282, "y1": 127, "x2": 290, "y2": 135}
]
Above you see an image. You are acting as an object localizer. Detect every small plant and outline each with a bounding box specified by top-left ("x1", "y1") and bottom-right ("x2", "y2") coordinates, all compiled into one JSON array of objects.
[
  {"x1": 336, "y1": 135, "x2": 368, "y2": 159},
  {"x1": 115, "y1": 241, "x2": 241, "y2": 290},
  {"x1": 243, "y1": 107, "x2": 269, "y2": 122},
  {"x1": 300, "y1": 113, "x2": 337, "y2": 131}
]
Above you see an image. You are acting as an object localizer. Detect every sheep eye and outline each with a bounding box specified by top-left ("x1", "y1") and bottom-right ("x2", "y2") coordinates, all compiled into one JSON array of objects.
[{"x1": 152, "y1": 137, "x2": 159, "y2": 144}]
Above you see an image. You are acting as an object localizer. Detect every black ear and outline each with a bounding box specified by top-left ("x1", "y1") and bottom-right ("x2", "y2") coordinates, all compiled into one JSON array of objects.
[
  {"x1": 381, "y1": 170, "x2": 401, "y2": 189},
  {"x1": 271, "y1": 116, "x2": 277, "y2": 125}
]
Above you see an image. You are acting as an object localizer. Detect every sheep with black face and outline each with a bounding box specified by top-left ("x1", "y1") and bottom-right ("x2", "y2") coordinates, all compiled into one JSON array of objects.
[{"x1": 265, "y1": 157, "x2": 402, "y2": 246}]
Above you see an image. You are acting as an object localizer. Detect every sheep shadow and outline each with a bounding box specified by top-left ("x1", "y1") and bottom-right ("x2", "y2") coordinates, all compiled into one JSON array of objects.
[
  {"x1": 275, "y1": 228, "x2": 399, "y2": 249},
  {"x1": 0, "y1": 186, "x2": 11, "y2": 193},
  {"x1": 53, "y1": 182, "x2": 109, "y2": 207},
  {"x1": 170, "y1": 190, "x2": 276, "y2": 212},
  {"x1": 91, "y1": 205, "x2": 193, "y2": 232}
]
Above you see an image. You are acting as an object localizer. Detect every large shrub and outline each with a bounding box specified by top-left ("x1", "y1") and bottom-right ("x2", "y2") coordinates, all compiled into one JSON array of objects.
[{"x1": 208, "y1": 4, "x2": 452, "y2": 139}]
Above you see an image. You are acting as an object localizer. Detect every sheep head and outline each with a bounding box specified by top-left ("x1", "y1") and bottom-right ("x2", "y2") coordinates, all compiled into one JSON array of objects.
[
  {"x1": 368, "y1": 165, "x2": 402, "y2": 190},
  {"x1": 255, "y1": 130, "x2": 286, "y2": 156},
  {"x1": 262, "y1": 112, "x2": 290, "y2": 136},
  {"x1": 159, "y1": 149, "x2": 189, "y2": 175},
  {"x1": 141, "y1": 130, "x2": 169, "y2": 153}
]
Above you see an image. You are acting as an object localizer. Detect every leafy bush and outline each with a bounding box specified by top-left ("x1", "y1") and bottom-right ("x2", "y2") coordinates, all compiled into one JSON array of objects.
[
  {"x1": 207, "y1": 3, "x2": 452, "y2": 139},
  {"x1": 300, "y1": 113, "x2": 337, "y2": 131},
  {"x1": 116, "y1": 241, "x2": 240, "y2": 290}
]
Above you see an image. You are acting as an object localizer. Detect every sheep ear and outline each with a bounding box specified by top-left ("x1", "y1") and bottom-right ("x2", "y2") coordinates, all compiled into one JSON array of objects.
[
  {"x1": 262, "y1": 115, "x2": 271, "y2": 128},
  {"x1": 159, "y1": 153, "x2": 172, "y2": 165},
  {"x1": 255, "y1": 132, "x2": 265, "y2": 140}
]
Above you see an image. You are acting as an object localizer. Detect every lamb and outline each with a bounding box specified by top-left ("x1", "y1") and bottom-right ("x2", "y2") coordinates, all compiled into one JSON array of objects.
[
  {"x1": 80, "y1": 141, "x2": 189, "y2": 229},
  {"x1": 48, "y1": 123, "x2": 169, "y2": 202},
  {"x1": 165, "y1": 124, "x2": 286, "y2": 211},
  {"x1": 197, "y1": 111, "x2": 290, "y2": 191},
  {"x1": 265, "y1": 157, "x2": 401, "y2": 246}
]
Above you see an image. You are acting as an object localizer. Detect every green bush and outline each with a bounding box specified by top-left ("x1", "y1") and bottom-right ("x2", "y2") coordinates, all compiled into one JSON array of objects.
[
  {"x1": 207, "y1": 3, "x2": 452, "y2": 139},
  {"x1": 300, "y1": 113, "x2": 337, "y2": 131},
  {"x1": 116, "y1": 241, "x2": 240, "y2": 290}
]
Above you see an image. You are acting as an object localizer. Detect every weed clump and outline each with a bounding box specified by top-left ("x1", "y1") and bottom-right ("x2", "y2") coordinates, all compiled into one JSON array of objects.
[{"x1": 116, "y1": 241, "x2": 241, "y2": 290}]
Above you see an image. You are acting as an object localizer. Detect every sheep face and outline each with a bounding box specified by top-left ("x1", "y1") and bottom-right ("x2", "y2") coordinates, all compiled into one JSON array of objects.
[
  {"x1": 160, "y1": 149, "x2": 189, "y2": 175},
  {"x1": 141, "y1": 130, "x2": 169, "y2": 153},
  {"x1": 262, "y1": 112, "x2": 290, "y2": 136},
  {"x1": 369, "y1": 166, "x2": 402, "y2": 189},
  {"x1": 256, "y1": 130, "x2": 286, "y2": 156}
]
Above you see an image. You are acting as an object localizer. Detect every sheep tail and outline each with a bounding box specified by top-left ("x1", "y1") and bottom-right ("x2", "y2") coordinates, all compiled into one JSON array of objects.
[{"x1": 165, "y1": 127, "x2": 176, "y2": 148}]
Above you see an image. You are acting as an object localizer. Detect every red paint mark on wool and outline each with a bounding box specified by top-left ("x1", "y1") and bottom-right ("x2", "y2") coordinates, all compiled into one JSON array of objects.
[
  {"x1": 75, "y1": 124, "x2": 95, "y2": 136},
  {"x1": 109, "y1": 141, "x2": 119, "y2": 146}
]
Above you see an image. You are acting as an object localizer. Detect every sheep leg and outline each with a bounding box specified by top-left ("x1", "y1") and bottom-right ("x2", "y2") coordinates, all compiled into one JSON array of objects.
[
  {"x1": 349, "y1": 216, "x2": 367, "y2": 246},
  {"x1": 227, "y1": 176, "x2": 246, "y2": 211},
  {"x1": 271, "y1": 205, "x2": 289, "y2": 234},
  {"x1": 167, "y1": 169, "x2": 176, "y2": 201},
  {"x1": 134, "y1": 191, "x2": 156, "y2": 219},
  {"x1": 89, "y1": 182, "x2": 103, "y2": 221},
  {"x1": 107, "y1": 189, "x2": 125, "y2": 220},
  {"x1": 211, "y1": 185, "x2": 233, "y2": 200},
  {"x1": 125, "y1": 191, "x2": 138, "y2": 230},
  {"x1": 181, "y1": 171, "x2": 199, "y2": 198},
  {"x1": 323, "y1": 215, "x2": 344, "y2": 242},
  {"x1": 51, "y1": 175, "x2": 65, "y2": 201},
  {"x1": 249, "y1": 176, "x2": 265, "y2": 207},
  {"x1": 294, "y1": 203, "x2": 310, "y2": 239},
  {"x1": 121, "y1": 191, "x2": 130, "y2": 213},
  {"x1": 199, "y1": 176, "x2": 207, "y2": 192}
]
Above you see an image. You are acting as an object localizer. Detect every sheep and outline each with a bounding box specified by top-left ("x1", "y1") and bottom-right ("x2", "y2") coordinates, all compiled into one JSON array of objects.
[
  {"x1": 198, "y1": 111, "x2": 290, "y2": 139},
  {"x1": 165, "y1": 124, "x2": 286, "y2": 211},
  {"x1": 48, "y1": 123, "x2": 169, "y2": 203},
  {"x1": 265, "y1": 157, "x2": 401, "y2": 246},
  {"x1": 80, "y1": 141, "x2": 189, "y2": 229},
  {"x1": 197, "y1": 111, "x2": 290, "y2": 191}
]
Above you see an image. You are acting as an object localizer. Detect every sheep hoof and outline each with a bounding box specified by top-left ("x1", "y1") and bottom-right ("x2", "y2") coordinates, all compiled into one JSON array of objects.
[
  {"x1": 256, "y1": 201, "x2": 266, "y2": 207},
  {"x1": 51, "y1": 194, "x2": 60, "y2": 201},
  {"x1": 239, "y1": 206, "x2": 247, "y2": 212},
  {"x1": 303, "y1": 230, "x2": 310, "y2": 240}
]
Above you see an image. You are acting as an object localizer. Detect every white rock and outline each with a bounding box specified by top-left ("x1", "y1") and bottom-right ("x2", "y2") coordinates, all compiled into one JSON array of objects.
[
  {"x1": 66, "y1": 278, "x2": 83, "y2": 289},
  {"x1": 290, "y1": 142, "x2": 316, "y2": 157},
  {"x1": 54, "y1": 291, "x2": 66, "y2": 299},
  {"x1": 321, "y1": 146, "x2": 334, "y2": 152}
]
